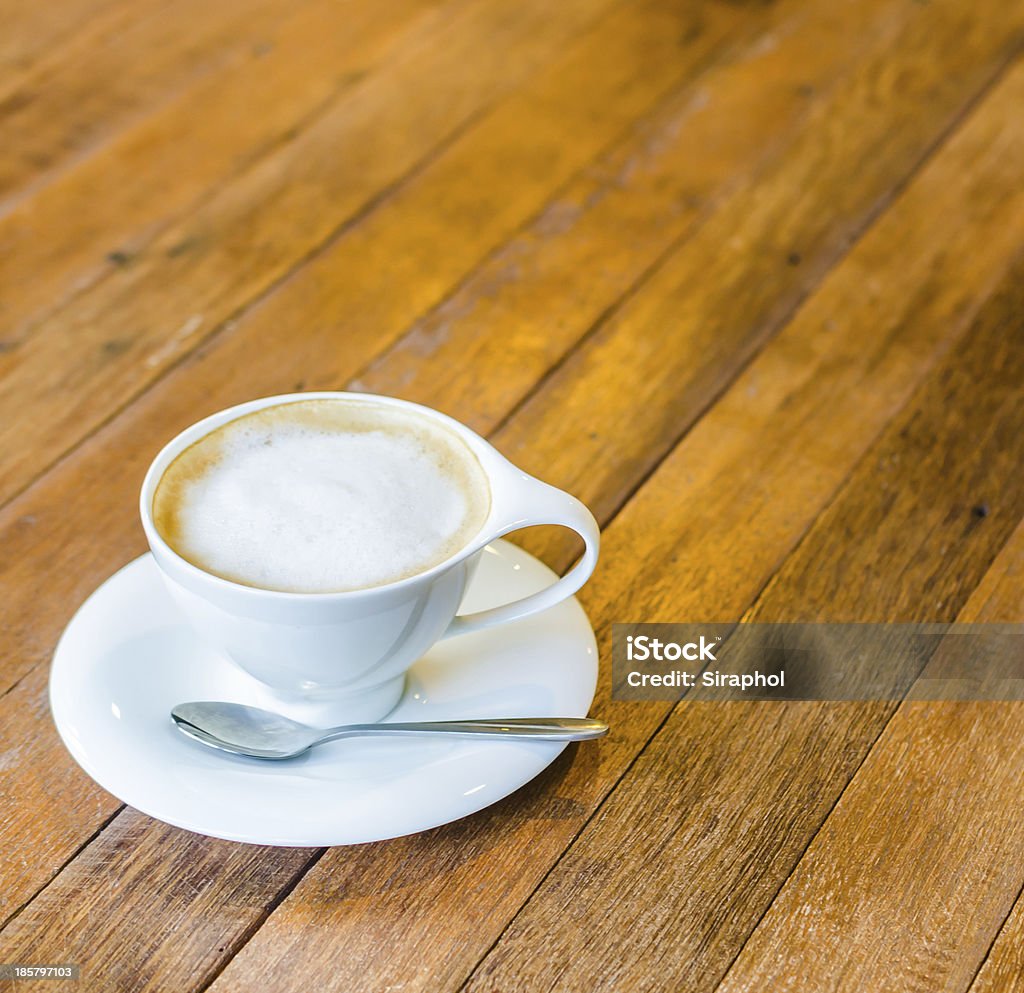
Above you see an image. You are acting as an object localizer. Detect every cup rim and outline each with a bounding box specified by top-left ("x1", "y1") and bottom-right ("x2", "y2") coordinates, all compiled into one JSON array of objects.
[{"x1": 139, "y1": 391, "x2": 508, "y2": 602}]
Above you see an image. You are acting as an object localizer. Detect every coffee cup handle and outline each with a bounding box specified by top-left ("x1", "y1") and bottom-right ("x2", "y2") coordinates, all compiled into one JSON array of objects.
[{"x1": 442, "y1": 475, "x2": 599, "y2": 639}]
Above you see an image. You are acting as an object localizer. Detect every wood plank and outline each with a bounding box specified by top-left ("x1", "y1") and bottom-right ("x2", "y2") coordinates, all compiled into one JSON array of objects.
[
  {"x1": 7, "y1": 0, "x2": 1011, "y2": 518},
  {"x1": 0, "y1": 0, "x2": 127, "y2": 88},
  {"x1": 0, "y1": 0, "x2": 305, "y2": 202},
  {"x1": 104, "y1": 0, "x2": 907, "y2": 432},
  {"x1": 347, "y1": 0, "x2": 911, "y2": 421},
  {"x1": 712, "y1": 516, "x2": 1024, "y2": 992},
  {"x1": 3, "y1": 15, "x2": 1020, "y2": 993},
  {"x1": 458, "y1": 230, "x2": 1024, "y2": 993},
  {"x1": 0, "y1": 0, "x2": 737, "y2": 506},
  {"x1": 0, "y1": 0, "x2": 442, "y2": 331},
  {"x1": 969, "y1": 858, "x2": 1024, "y2": 992},
  {"x1": 0, "y1": 813, "x2": 316, "y2": 992},
  {"x1": 486, "y1": 20, "x2": 1024, "y2": 574}
]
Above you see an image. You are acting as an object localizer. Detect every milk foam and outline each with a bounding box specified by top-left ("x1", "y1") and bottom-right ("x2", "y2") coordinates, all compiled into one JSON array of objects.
[{"x1": 153, "y1": 399, "x2": 490, "y2": 592}]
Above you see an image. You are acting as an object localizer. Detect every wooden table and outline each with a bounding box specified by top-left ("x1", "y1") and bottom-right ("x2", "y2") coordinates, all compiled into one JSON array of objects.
[{"x1": 2, "y1": 0, "x2": 1023, "y2": 989}]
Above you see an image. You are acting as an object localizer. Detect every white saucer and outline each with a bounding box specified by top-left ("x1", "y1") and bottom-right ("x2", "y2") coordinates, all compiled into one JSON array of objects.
[{"x1": 49, "y1": 540, "x2": 598, "y2": 846}]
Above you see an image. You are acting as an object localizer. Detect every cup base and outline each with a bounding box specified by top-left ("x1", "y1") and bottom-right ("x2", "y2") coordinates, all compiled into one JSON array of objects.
[{"x1": 246, "y1": 673, "x2": 407, "y2": 728}]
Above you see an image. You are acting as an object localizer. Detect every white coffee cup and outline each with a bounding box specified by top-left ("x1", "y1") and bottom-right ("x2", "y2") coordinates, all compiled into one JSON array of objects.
[{"x1": 140, "y1": 392, "x2": 599, "y2": 725}]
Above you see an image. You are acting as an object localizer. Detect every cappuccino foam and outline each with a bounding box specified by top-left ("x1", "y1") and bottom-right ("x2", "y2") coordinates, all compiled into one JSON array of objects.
[{"x1": 153, "y1": 399, "x2": 490, "y2": 593}]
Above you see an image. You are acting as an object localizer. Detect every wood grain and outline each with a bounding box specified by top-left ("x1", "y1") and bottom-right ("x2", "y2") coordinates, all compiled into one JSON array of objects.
[
  {"x1": 0, "y1": 0, "x2": 438, "y2": 329},
  {"x1": 0, "y1": 812, "x2": 316, "y2": 991},
  {"x1": 0, "y1": 0, "x2": 305, "y2": 201},
  {"x1": 0, "y1": 0, "x2": 129, "y2": 90},
  {"x1": 0, "y1": 0, "x2": 678, "y2": 505},
  {"x1": 485, "y1": 3, "x2": 1024, "y2": 573},
  {"x1": 460, "y1": 222, "x2": 1024, "y2": 993},
  {"x1": 348, "y1": 0, "x2": 914, "y2": 420},
  {"x1": 969, "y1": 847, "x2": 1024, "y2": 992},
  {"x1": 0, "y1": 0, "x2": 1019, "y2": 965},
  {"x1": 713, "y1": 520, "x2": 1024, "y2": 992}
]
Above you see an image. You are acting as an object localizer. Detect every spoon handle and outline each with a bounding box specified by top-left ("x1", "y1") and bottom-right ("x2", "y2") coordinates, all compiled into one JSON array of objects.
[{"x1": 322, "y1": 716, "x2": 608, "y2": 743}]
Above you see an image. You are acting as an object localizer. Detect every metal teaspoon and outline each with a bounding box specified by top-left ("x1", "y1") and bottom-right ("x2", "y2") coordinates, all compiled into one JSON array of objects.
[{"x1": 171, "y1": 701, "x2": 609, "y2": 760}]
